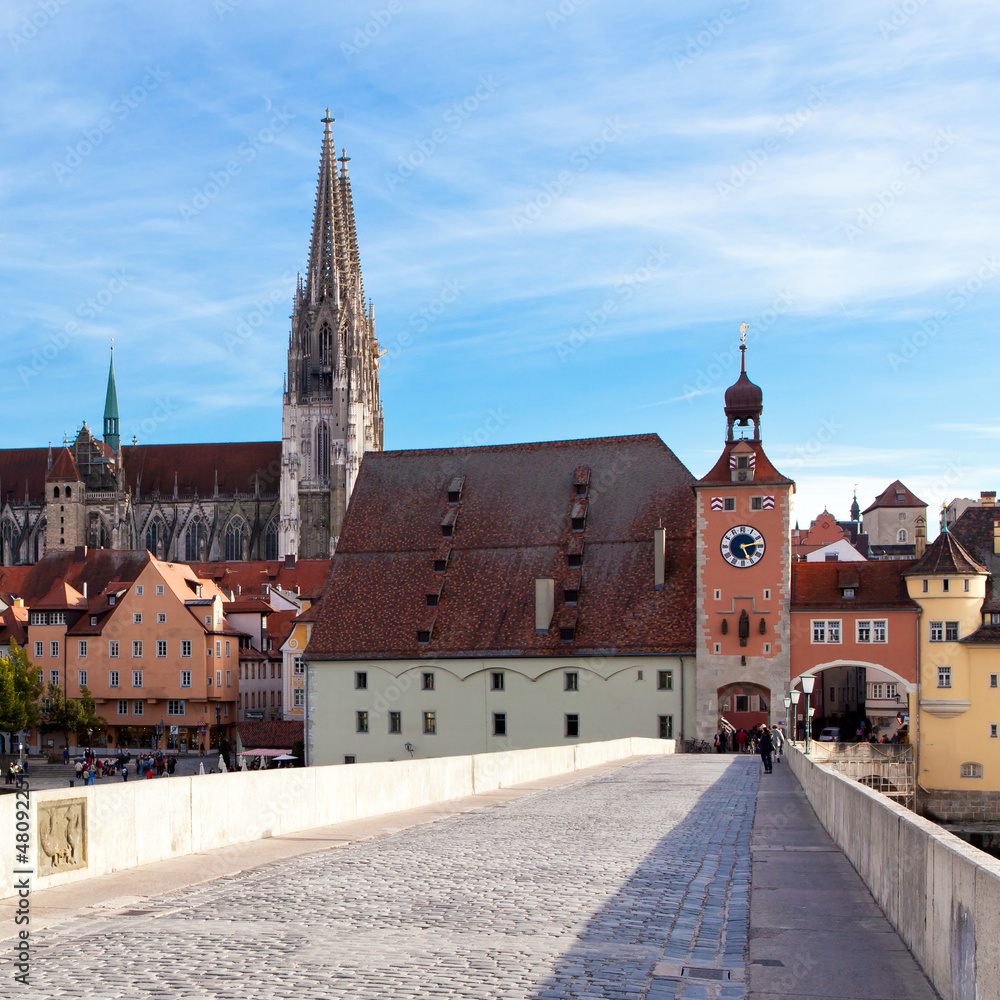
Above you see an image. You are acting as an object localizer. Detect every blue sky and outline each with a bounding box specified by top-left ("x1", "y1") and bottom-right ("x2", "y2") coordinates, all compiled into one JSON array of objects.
[{"x1": 1, "y1": 0, "x2": 998, "y2": 533}]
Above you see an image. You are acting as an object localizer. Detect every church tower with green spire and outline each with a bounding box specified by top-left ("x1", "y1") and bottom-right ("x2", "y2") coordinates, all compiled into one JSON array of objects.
[{"x1": 103, "y1": 344, "x2": 120, "y2": 453}]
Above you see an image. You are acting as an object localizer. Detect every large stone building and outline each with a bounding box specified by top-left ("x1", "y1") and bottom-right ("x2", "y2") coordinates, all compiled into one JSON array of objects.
[
  {"x1": 304, "y1": 435, "x2": 697, "y2": 764},
  {"x1": 0, "y1": 115, "x2": 382, "y2": 567}
]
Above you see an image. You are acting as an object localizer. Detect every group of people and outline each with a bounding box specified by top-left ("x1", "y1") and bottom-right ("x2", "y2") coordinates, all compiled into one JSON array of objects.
[
  {"x1": 73, "y1": 750, "x2": 179, "y2": 783},
  {"x1": 714, "y1": 724, "x2": 785, "y2": 774},
  {"x1": 4, "y1": 760, "x2": 27, "y2": 785}
]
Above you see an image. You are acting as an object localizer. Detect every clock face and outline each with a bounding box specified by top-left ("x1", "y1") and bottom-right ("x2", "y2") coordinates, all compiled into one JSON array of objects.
[{"x1": 721, "y1": 525, "x2": 765, "y2": 568}]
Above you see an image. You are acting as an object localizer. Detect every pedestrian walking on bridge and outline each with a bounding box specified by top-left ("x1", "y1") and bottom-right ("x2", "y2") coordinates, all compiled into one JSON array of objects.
[{"x1": 758, "y1": 726, "x2": 774, "y2": 774}]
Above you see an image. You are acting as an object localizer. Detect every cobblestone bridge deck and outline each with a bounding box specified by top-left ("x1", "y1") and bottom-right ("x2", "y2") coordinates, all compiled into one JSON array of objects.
[{"x1": 10, "y1": 755, "x2": 939, "y2": 1000}]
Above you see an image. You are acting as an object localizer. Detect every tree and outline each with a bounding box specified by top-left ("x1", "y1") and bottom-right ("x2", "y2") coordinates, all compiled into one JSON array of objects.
[
  {"x1": 40, "y1": 684, "x2": 107, "y2": 750},
  {"x1": 0, "y1": 640, "x2": 43, "y2": 744}
]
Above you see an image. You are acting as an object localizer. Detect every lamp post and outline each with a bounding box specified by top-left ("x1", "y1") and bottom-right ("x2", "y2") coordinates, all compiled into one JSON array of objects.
[
  {"x1": 215, "y1": 704, "x2": 222, "y2": 751},
  {"x1": 790, "y1": 690, "x2": 801, "y2": 743},
  {"x1": 783, "y1": 695, "x2": 791, "y2": 739},
  {"x1": 801, "y1": 675, "x2": 816, "y2": 754}
]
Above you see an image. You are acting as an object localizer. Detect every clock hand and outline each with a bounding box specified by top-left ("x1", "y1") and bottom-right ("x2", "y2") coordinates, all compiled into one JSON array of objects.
[{"x1": 740, "y1": 542, "x2": 754, "y2": 556}]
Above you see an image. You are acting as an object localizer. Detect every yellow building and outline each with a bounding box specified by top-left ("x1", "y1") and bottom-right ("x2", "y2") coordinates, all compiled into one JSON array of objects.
[
  {"x1": 906, "y1": 516, "x2": 1000, "y2": 820},
  {"x1": 280, "y1": 608, "x2": 315, "y2": 722}
]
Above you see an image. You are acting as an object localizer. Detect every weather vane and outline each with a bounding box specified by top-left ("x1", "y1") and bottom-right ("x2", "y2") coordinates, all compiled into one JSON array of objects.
[{"x1": 739, "y1": 322, "x2": 749, "y2": 345}]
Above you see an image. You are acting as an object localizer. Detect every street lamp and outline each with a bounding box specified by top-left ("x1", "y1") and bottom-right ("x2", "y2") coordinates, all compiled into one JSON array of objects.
[
  {"x1": 215, "y1": 704, "x2": 222, "y2": 751},
  {"x1": 790, "y1": 690, "x2": 801, "y2": 742},
  {"x1": 801, "y1": 675, "x2": 816, "y2": 753},
  {"x1": 783, "y1": 695, "x2": 791, "y2": 739}
]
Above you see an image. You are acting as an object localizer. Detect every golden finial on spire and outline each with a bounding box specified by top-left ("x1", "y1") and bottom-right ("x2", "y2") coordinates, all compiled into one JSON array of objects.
[{"x1": 739, "y1": 321, "x2": 749, "y2": 345}]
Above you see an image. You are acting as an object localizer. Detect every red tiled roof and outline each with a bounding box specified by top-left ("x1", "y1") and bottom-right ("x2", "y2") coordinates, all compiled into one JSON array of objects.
[
  {"x1": 46, "y1": 447, "x2": 82, "y2": 482},
  {"x1": 861, "y1": 480, "x2": 926, "y2": 515},
  {"x1": 902, "y1": 530, "x2": 986, "y2": 577},
  {"x1": 188, "y1": 560, "x2": 332, "y2": 600},
  {"x1": 307, "y1": 434, "x2": 696, "y2": 659},
  {"x1": 0, "y1": 605, "x2": 27, "y2": 646},
  {"x1": 121, "y1": 442, "x2": 281, "y2": 497},
  {"x1": 0, "y1": 448, "x2": 49, "y2": 503},
  {"x1": 791, "y1": 561, "x2": 918, "y2": 610},
  {"x1": 696, "y1": 440, "x2": 793, "y2": 487},
  {"x1": 224, "y1": 599, "x2": 276, "y2": 614},
  {"x1": 267, "y1": 609, "x2": 300, "y2": 645},
  {"x1": 34, "y1": 580, "x2": 87, "y2": 610},
  {"x1": 0, "y1": 551, "x2": 149, "y2": 603},
  {"x1": 236, "y1": 720, "x2": 303, "y2": 750}
]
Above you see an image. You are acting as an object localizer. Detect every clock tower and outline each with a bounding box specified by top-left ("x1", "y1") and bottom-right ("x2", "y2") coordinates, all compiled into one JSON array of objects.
[{"x1": 693, "y1": 332, "x2": 794, "y2": 739}]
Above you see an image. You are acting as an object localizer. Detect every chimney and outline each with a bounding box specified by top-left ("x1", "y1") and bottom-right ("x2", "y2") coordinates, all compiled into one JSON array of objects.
[
  {"x1": 653, "y1": 528, "x2": 666, "y2": 589},
  {"x1": 915, "y1": 520, "x2": 926, "y2": 558},
  {"x1": 74, "y1": 546, "x2": 87, "y2": 563},
  {"x1": 535, "y1": 578, "x2": 554, "y2": 633},
  {"x1": 82, "y1": 582, "x2": 88, "y2": 599},
  {"x1": 284, "y1": 554, "x2": 296, "y2": 569},
  {"x1": 982, "y1": 491, "x2": 996, "y2": 507}
]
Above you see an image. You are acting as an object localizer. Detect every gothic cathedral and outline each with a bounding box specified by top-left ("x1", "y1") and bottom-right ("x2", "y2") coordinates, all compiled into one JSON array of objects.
[{"x1": 0, "y1": 115, "x2": 382, "y2": 566}]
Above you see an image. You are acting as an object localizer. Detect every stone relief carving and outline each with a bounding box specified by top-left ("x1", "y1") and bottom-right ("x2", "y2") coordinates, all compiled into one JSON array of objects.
[{"x1": 37, "y1": 798, "x2": 87, "y2": 876}]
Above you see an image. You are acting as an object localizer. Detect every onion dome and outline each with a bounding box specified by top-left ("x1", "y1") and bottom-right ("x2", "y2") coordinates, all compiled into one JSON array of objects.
[{"x1": 724, "y1": 337, "x2": 763, "y2": 441}]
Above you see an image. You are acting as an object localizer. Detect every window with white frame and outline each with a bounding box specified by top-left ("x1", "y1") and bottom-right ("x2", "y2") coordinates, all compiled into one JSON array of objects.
[
  {"x1": 117, "y1": 699, "x2": 128, "y2": 715},
  {"x1": 157, "y1": 613, "x2": 166, "y2": 624},
  {"x1": 156, "y1": 585, "x2": 164, "y2": 596},
  {"x1": 78, "y1": 640, "x2": 87, "y2": 657},
  {"x1": 294, "y1": 657, "x2": 305, "y2": 674},
  {"x1": 181, "y1": 640, "x2": 191, "y2": 658},
  {"x1": 225, "y1": 640, "x2": 231, "y2": 658},
  {"x1": 34, "y1": 641, "x2": 43, "y2": 658},
  {"x1": 135, "y1": 585, "x2": 143, "y2": 596},
  {"x1": 180, "y1": 670, "x2": 191, "y2": 688},
  {"x1": 991, "y1": 724, "x2": 999, "y2": 739},
  {"x1": 157, "y1": 640, "x2": 167, "y2": 658},
  {"x1": 109, "y1": 670, "x2": 119, "y2": 688},
  {"x1": 226, "y1": 669, "x2": 231, "y2": 687},
  {"x1": 133, "y1": 613, "x2": 142, "y2": 625},
  {"x1": 216, "y1": 640, "x2": 222, "y2": 658},
  {"x1": 132, "y1": 670, "x2": 143, "y2": 688},
  {"x1": 938, "y1": 665, "x2": 952, "y2": 689},
  {"x1": 50, "y1": 641, "x2": 59, "y2": 658},
  {"x1": 133, "y1": 700, "x2": 143, "y2": 716},
  {"x1": 811, "y1": 620, "x2": 841, "y2": 643},
  {"x1": 78, "y1": 669, "x2": 87, "y2": 687},
  {"x1": 216, "y1": 670, "x2": 222, "y2": 688},
  {"x1": 50, "y1": 669, "x2": 59, "y2": 686},
  {"x1": 109, "y1": 640, "x2": 119, "y2": 658},
  {"x1": 293, "y1": 689, "x2": 305, "y2": 708},
  {"x1": 961, "y1": 762, "x2": 983, "y2": 778},
  {"x1": 167, "y1": 699, "x2": 185, "y2": 716},
  {"x1": 857, "y1": 619, "x2": 888, "y2": 643},
  {"x1": 132, "y1": 640, "x2": 143, "y2": 658},
  {"x1": 992, "y1": 674, "x2": 999, "y2": 689}
]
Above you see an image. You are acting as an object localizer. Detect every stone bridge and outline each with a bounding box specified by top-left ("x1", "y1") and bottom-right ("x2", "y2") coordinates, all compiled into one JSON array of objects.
[{"x1": 1, "y1": 752, "x2": 942, "y2": 1000}]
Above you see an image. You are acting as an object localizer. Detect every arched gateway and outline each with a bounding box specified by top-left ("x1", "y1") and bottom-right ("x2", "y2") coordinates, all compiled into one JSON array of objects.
[{"x1": 718, "y1": 682, "x2": 771, "y2": 730}]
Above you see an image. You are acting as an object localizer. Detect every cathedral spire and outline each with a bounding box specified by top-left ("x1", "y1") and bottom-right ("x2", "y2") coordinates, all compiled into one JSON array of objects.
[
  {"x1": 103, "y1": 342, "x2": 120, "y2": 453},
  {"x1": 306, "y1": 110, "x2": 354, "y2": 307}
]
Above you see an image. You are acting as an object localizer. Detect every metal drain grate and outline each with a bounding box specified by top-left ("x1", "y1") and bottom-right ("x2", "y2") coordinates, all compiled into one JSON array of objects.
[{"x1": 682, "y1": 967, "x2": 731, "y2": 981}]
